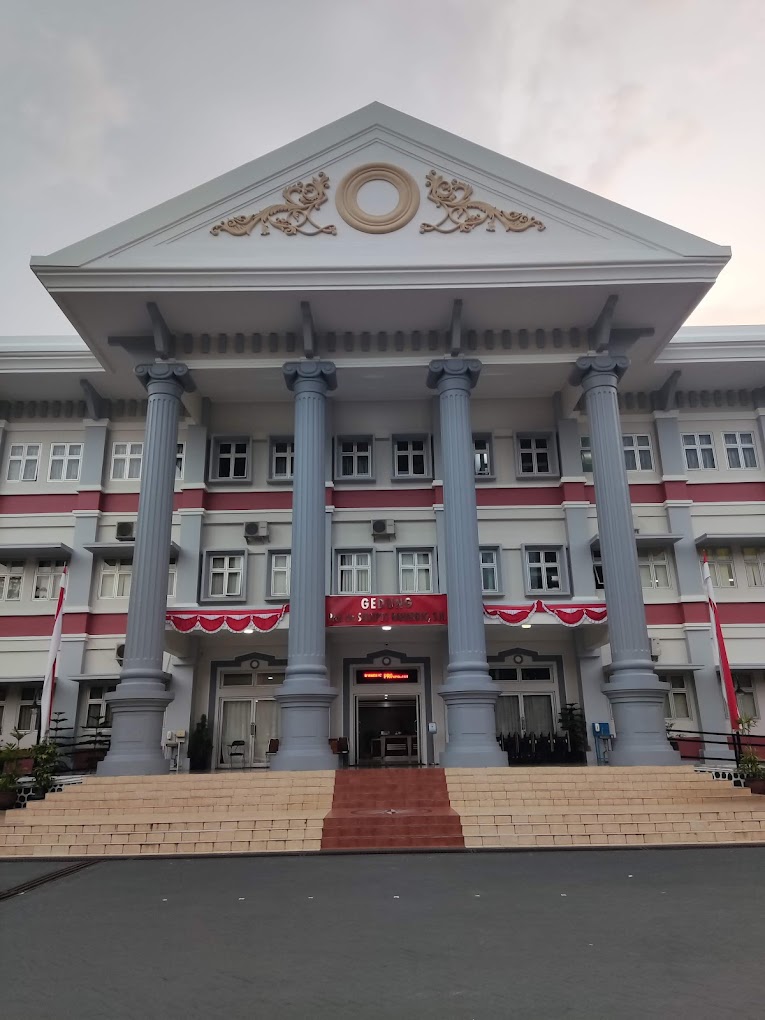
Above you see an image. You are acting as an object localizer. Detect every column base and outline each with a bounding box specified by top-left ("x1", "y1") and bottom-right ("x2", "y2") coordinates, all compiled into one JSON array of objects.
[
  {"x1": 97, "y1": 678, "x2": 173, "y2": 777},
  {"x1": 270, "y1": 685, "x2": 338, "y2": 772},
  {"x1": 438, "y1": 684, "x2": 506, "y2": 768},
  {"x1": 604, "y1": 662, "x2": 681, "y2": 766}
]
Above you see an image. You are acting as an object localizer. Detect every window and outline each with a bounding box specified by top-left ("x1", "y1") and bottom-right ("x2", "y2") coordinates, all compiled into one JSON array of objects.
[
  {"x1": 208, "y1": 554, "x2": 245, "y2": 598},
  {"x1": 211, "y1": 437, "x2": 250, "y2": 481},
  {"x1": 269, "y1": 438, "x2": 295, "y2": 480},
  {"x1": 517, "y1": 434, "x2": 555, "y2": 476},
  {"x1": 221, "y1": 672, "x2": 255, "y2": 687},
  {"x1": 269, "y1": 553, "x2": 291, "y2": 598},
  {"x1": 337, "y1": 551, "x2": 372, "y2": 594},
  {"x1": 33, "y1": 560, "x2": 66, "y2": 600},
  {"x1": 393, "y1": 437, "x2": 430, "y2": 478},
  {"x1": 638, "y1": 550, "x2": 671, "y2": 589},
  {"x1": 623, "y1": 434, "x2": 653, "y2": 471},
  {"x1": 682, "y1": 433, "x2": 716, "y2": 470},
  {"x1": 17, "y1": 687, "x2": 38, "y2": 731},
  {"x1": 661, "y1": 674, "x2": 693, "y2": 721},
  {"x1": 580, "y1": 436, "x2": 592, "y2": 473},
  {"x1": 0, "y1": 688, "x2": 5, "y2": 731},
  {"x1": 473, "y1": 435, "x2": 493, "y2": 478},
  {"x1": 724, "y1": 432, "x2": 757, "y2": 469},
  {"x1": 0, "y1": 561, "x2": 24, "y2": 601},
  {"x1": 525, "y1": 548, "x2": 564, "y2": 593},
  {"x1": 85, "y1": 686, "x2": 116, "y2": 728},
  {"x1": 7, "y1": 443, "x2": 40, "y2": 482},
  {"x1": 98, "y1": 559, "x2": 132, "y2": 599},
  {"x1": 703, "y1": 547, "x2": 736, "y2": 588},
  {"x1": 398, "y1": 551, "x2": 433, "y2": 593},
  {"x1": 335, "y1": 437, "x2": 373, "y2": 480},
  {"x1": 175, "y1": 442, "x2": 185, "y2": 480},
  {"x1": 167, "y1": 565, "x2": 177, "y2": 599},
  {"x1": 592, "y1": 553, "x2": 605, "y2": 590},
  {"x1": 48, "y1": 443, "x2": 82, "y2": 481},
  {"x1": 732, "y1": 672, "x2": 758, "y2": 721},
  {"x1": 743, "y1": 547, "x2": 765, "y2": 587},
  {"x1": 111, "y1": 442, "x2": 143, "y2": 480},
  {"x1": 480, "y1": 549, "x2": 500, "y2": 594}
]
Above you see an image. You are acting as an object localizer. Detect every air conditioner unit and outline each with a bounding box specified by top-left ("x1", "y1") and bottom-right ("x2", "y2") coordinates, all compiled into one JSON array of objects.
[
  {"x1": 371, "y1": 519, "x2": 395, "y2": 538},
  {"x1": 244, "y1": 521, "x2": 270, "y2": 543},
  {"x1": 116, "y1": 521, "x2": 135, "y2": 541},
  {"x1": 116, "y1": 643, "x2": 125, "y2": 666},
  {"x1": 650, "y1": 637, "x2": 661, "y2": 662}
]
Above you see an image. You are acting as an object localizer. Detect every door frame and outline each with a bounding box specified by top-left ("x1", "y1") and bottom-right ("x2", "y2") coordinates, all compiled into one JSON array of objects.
[
  {"x1": 354, "y1": 693, "x2": 421, "y2": 765},
  {"x1": 216, "y1": 696, "x2": 255, "y2": 768}
]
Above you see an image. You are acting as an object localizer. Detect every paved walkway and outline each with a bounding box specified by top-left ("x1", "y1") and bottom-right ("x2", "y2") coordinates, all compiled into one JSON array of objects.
[{"x1": 1, "y1": 849, "x2": 764, "y2": 1019}]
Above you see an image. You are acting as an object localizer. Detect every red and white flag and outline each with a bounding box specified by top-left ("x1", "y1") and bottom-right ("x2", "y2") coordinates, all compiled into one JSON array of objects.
[
  {"x1": 39, "y1": 566, "x2": 67, "y2": 741},
  {"x1": 702, "y1": 555, "x2": 740, "y2": 729}
]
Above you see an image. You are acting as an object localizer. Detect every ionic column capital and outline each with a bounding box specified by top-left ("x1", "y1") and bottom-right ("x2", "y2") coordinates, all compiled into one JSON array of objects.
[
  {"x1": 426, "y1": 357, "x2": 482, "y2": 393},
  {"x1": 135, "y1": 360, "x2": 195, "y2": 395},
  {"x1": 283, "y1": 360, "x2": 337, "y2": 395},
  {"x1": 571, "y1": 354, "x2": 630, "y2": 391}
]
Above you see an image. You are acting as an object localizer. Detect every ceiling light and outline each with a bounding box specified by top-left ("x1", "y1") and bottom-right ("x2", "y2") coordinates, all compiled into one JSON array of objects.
[
  {"x1": 243, "y1": 626, "x2": 254, "y2": 634},
  {"x1": 521, "y1": 623, "x2": 532, "y2": 629},
  {"x1": 382, "y1": 625, "x2": 392, "y2": 631}
]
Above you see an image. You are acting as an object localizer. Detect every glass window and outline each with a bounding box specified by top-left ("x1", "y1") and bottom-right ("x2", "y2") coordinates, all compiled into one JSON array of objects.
[
  {"x1": 580, "y1": 436, "x2": 592, "y2": 472},
  {"x1": 393, "y1": 437, "x2": 430, "y2": 478},
  {"x1": 49, "y1": 443, "x2": 82, "y2": 481},
  {"x1": 0, "y1": 561, "x2": 24, "y2": 601},
  {"x1": 623, "y1": 434, "x2": 654, "y2": 471},
  {"x1": 592, "y1": 553, "x2": 605, "y2": 590},
  {"x1": 473, "y1": 436, "x2": 493, "y2": 477},
  {"x1": 480, "y1": 549, "x2": 499, "y2": 593},
  {"x1": 270, "y1": 438, "x2": 295, "y2": 480},
  {"x1": 33, "y1": 560, "x2": 66, "y2": 600},
  {"x1": 525, "y1": 548, "x2": 563, "y2": 592},
  {"x1": 337, "y1": 551, "x2": 371, "y2": 594},
  {"x1": 398, "y1": 551, "x2": 433, "y2": 593},
  {"x1": 732, "y1": 672, "x2": 758, "y2": 721},
  {"x1": 111, "y1": 442, "x2": 143, "y2": 480},
  {"x1": 221, "y1": 673, "x2": 255, "y2": 687},
  {"x1": 638, "y1": 550, "x2": 672, "y2": 589},
  {"x1": 270, "y1": 553, "x2": 291, "y2": 598},
  {"x1": 7, "y1": 443, "x2": 40, "y2": 482},
  {"x1": 724, "y1": 432, "x2": 757, "y2": 469},
  {"x1": 517, "y1": 435, "x2": 553, "y2": 476},
  {"x1": 17, "y1": 686, "x2": 39, "y2": 731},
  {"x1": 703, "y1": 547, "x2": 736, "y2": 588},
  {"x1": 98, "y1": 559, "x2": 132, "y2": 599},
  {"x1": 208, "y1": 554, "x2": 245, "y2": 598},
  {"x1": 211, "y1": 438, "x2": 249, "y2": 480},
  {"x1": 742, "y1": 547, "x2": 765, "y2": 587},
  {"x1": 167, "y1": 566, "x2": 176, "y2": 600},
  {"x1": 661, "y1": 674, "x2": 693, "y2": 721},
  {"x1": 0, "y1": 687, "x2": 5, "y2": 731},
  {"x1": 336, "y1": 438, "x2": 373, "y2": 480},
  {"x1": 682, "y1": 434, "x2": 716, "y2": 470},
  {"x1": 175, "y1": 442, "x2": 185, "y2": 480},
  {"x1": 85, "y1": 685, "x2": 116, "y2": 728}
]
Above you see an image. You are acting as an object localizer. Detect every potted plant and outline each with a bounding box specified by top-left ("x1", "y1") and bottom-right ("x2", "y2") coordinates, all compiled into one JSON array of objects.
[
  {"x1": 188, "y1": 715, "x2": 213, "y2": 772},
  {"x1": 1, "y1": 729, "x2": 35, "y2": 776},
  {"x1": 30, "y1": 740, "x2": 63, "y2": 799},
  {"x1": 0, "y1": 767, "x2": 19, "y2": 810},
  {"x1": 558, "y1": 703, "x2": 587, "y2": 764},
  {"x1": 72, "y1": 717, "x2": 111, "y2": 772},
  {"x1": 737, "y1": 747, "x2": 765, "y2": 795}
]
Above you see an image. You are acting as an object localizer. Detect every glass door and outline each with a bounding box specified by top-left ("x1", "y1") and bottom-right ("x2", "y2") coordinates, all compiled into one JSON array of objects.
[
  {"x1": 252, "y1": 700, "x2": 279, "y2": 763},
  {"x1": 218, "y1": 698, "x2": 254, "y2": 767},
  {"x1": 495, "y1": 692, "x2": 557, "y2": 765}
]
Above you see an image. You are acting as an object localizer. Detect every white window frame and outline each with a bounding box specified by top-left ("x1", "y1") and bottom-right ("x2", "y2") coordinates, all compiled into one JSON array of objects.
[
  {"x1": 206, "y1": 552, "x2": 246, "y2": 600},
  {"x1": 98, "y1": 559, "x2": 133, "y2": 599},
  {"x1": 516, "y1": 434, "x2": 557, "y2": 478},
  {"x1": 7, "y1": 443, "x2": 40, "y2": 482},
  {"x1": 580, "y1": 436, "x2": 592, "y2": 473},
  {"x1": 0, "y1": 687, "x2": 5, "y2": 732},
  {"x1": 638, "y1": 549, "x2": 672, "y2": 589},
  {"x1": 682, "y1": 433, "x2": 716, "y2": 470},
  {"x1": 724, "y1": 431, "x2": 758, "y2": 469},
  {"x1": 0, "y1": 560, "x2": 25, "y2": 601},
  {"x1": 48, "y1": 442, "x2": 83, "y2": 482},
  {"x1": 84, "y1": 685, "x2": 116, "y2": 728},
  {"x1": 17, "y1": 686, "x2": 39, "y2": 732},
  {"x1": 742, "y1": 547, "x2": 765, "y2": 588},
  {"x1": 592, "y1": 553, "x2": 605, "y2": 590},
  {"x1": 269, "y1": 551, "x2": 291, "y2": 599},
  {"x1": 524, "y1": 546, "x2": 566, "y2": 595},
  {"x1": 480, "y1": 548, "x2": 500, "y2": 594},
  {"x1": 473, "y1": 435, "x2": 494, "y2": 479},
  {"x1": 392, "y1": 436, "x2": 431, "y2": 479},
  {"x1": 32, "y1": 560, "x2": 66, "y2": 601},
  {"x1": 269, "y1": 437, "x2": 295, "y2": 481},
  {"x1": 336, "y1": 550, "x2": 372, "y2": 595},
  {"x1": 335, "y1": 436, "x2": 374, "y2": 481},
  {"x1": 110, "y1": 442, "x2": 143, "y2": 481},
  {"x1": 175, "y1": 442, "x2": 185, "y2": 481},
  {"x1": 167, "y1": 565, "x2": 177, "y2": 600},
  {"x1": 398, "y1": 550, "x2": 434, "y2": 594},
  {"x1": 732, "y1": 671, "x2": 759, "y2": 722},
  {"x1": 702, "y1": 547, "x2": 736, "y2": 588},
  {"x1": 209, "y1": 436, "x2": 251, "y2": 483},
  {"x1": 623, "y1": 434, "x2": 654, "y2": 472},
  {"x1": 660, "y1": 673, "x2": 694, "y2": 722}
]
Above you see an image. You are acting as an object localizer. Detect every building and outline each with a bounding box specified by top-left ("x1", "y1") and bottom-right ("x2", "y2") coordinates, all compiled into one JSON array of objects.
[{"x1": 1, "y1": 103, "x2": 762, "y2": 774}]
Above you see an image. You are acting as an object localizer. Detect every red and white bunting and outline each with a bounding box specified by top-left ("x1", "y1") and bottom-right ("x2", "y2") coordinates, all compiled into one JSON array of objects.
[
  {"x1": 484, "y1": 600, "x2": 608, "y2": 627},
  {"x1": 166, "y1": 604, "x2": 289, "y2": 634},
  {"x1": 40, "y1": 566, "x2": 68, "y2": 741}
]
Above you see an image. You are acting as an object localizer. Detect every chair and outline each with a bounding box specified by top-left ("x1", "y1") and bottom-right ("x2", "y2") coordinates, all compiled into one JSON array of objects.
[
  {"x1": 266, "y1": 738, "x2": 280, "y2": 764},
  {"x1": 228, "y1": 739, "x2": 246, "y2": 768},
  {"x1": 336, "y1": 737, "x2": 350, "y2": 767}
]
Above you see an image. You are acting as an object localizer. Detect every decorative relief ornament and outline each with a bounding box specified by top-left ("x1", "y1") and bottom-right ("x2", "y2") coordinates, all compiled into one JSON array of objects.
[
  {"x1": 210, "y1": 173, "x2": 337, "y2": 237},
  {"x1": 335, "y1": 163, "x2": 420, "y2": 234},
  {"x1": 420, "y1": 170, "x2": 545, "y2": 234}
]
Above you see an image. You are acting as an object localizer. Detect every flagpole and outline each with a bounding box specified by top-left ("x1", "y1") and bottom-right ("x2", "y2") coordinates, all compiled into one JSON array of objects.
[
  {"x1": 702, "y1": 555, "x2": 740, "y2": 731},
  {"x1": 39, "y1": 567, "x2": 67, "y2": 742}
]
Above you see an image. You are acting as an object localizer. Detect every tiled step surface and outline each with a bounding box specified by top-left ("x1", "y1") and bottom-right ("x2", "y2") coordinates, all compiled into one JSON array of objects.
[
  {"x1": 445, "y1": 766, "x2": 765, "y2": 848},
  {"x1": 320, "y1": 769, "x2": 464, "y2": 850}
]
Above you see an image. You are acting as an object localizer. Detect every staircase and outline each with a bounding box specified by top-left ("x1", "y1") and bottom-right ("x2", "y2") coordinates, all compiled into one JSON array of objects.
[
  {"x1": 321, "y1": 768, "x2": 464, "y2": 851},
  {"x1": 446, "y1": 766, "x2": 765, "y2": 848}
]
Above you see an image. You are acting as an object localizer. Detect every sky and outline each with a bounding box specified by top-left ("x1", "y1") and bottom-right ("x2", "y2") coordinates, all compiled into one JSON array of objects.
[{"x1": 2, "y1": 0, "x2": 764, "y2": 335}]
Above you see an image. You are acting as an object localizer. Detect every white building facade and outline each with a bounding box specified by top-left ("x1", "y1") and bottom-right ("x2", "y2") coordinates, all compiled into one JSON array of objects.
[{"x1": 1, "y1": 105, "x2": 762, "y2": 773}]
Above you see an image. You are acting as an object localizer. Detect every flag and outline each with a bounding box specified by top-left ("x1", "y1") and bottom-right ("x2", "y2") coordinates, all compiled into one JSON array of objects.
[
  {"x1": 39, "y1": 566, "x2": 67, "y2": 741},
  {"x1": 702, "y1": 555, "x2": 740, "y2": 729}
]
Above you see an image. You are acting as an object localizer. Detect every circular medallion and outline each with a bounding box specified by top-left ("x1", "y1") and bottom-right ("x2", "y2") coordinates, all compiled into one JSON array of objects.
[
  {"x1": 382, "y1": 656, "x2": 392, "y2": 666},
  {"x1": 513, "y1": 655, "x2": 525, "y2": 665},
  {"x1": 336, "y1": 163, "x2": 420, "y2": 234}
]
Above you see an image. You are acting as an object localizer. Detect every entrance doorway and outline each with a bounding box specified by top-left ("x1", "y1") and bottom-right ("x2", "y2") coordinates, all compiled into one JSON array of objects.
[
  {"x1": 217, "y1": 698, "x2": 279, "y2": 768},
  {"x1": 356, "y1": 697, "x2": 419, "y2": 766}
]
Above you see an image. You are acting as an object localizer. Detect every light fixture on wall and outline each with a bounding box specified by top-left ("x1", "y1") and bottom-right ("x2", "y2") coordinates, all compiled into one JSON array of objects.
[{"x1": 382, "y1": 625, "x2": 392, "y2": 631}]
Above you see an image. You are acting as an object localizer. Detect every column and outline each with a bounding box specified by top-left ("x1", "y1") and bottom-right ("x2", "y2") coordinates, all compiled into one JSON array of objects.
[
  {"x1": 573, "y1": 355, "x2": 679, "y2": 765},
  {"x1": 427, "y1": 358, "x2": 505, "y2": 767},
  {"x1": 271, "y1": 361, "x2": 337, "y2": 771},
  {"x1": 99, "y1": 361, "x2": 194, "y2": 776}
]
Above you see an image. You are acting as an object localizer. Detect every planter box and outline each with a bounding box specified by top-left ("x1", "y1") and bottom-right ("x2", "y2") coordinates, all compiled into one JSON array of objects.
[
  {"x1": 2, "y1": 755, "x2": 34, "y2": 776},
  {"x1": 744, "y1": 778, "x2": 765, "y2": 795},
  {"x1": 0, "y1": 789, "x2": 17, "y2": 810},
  {"x1": 71, "y1": 748, "x2": 108, "y2": 772},
  {"x1": 670, "y1": 737, "x2": 704, "y2": 761}
]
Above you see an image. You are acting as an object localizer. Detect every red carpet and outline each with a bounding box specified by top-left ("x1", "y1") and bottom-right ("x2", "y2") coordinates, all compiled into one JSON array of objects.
[{"x1": 321, "y1": 768, "x2": 465, "y2": 851}]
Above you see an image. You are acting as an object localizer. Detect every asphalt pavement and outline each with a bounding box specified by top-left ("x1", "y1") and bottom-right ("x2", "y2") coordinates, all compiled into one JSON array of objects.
[{"x1": 1, "y1": 848, "x2": 764, "y2": 1019}]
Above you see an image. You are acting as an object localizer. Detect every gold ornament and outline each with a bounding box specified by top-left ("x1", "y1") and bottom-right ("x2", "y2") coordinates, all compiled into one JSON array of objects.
[
  {"x1": 211, "y1": 173, "x2": 337, "y2": 237},
  {"x1": 420, "y1": 171, "x2": 545, "y2": 234}
]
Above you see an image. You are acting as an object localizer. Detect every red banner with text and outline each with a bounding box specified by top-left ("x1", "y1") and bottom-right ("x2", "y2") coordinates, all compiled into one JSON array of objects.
[{"x1": 326, "y1": 594, "x2": 448, "y2": 628}]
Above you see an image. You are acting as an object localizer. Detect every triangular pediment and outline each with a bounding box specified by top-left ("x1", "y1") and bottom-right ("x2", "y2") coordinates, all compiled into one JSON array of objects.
[{"x1": 33, "y1": 103, "x2": 727, "y2": 278}]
